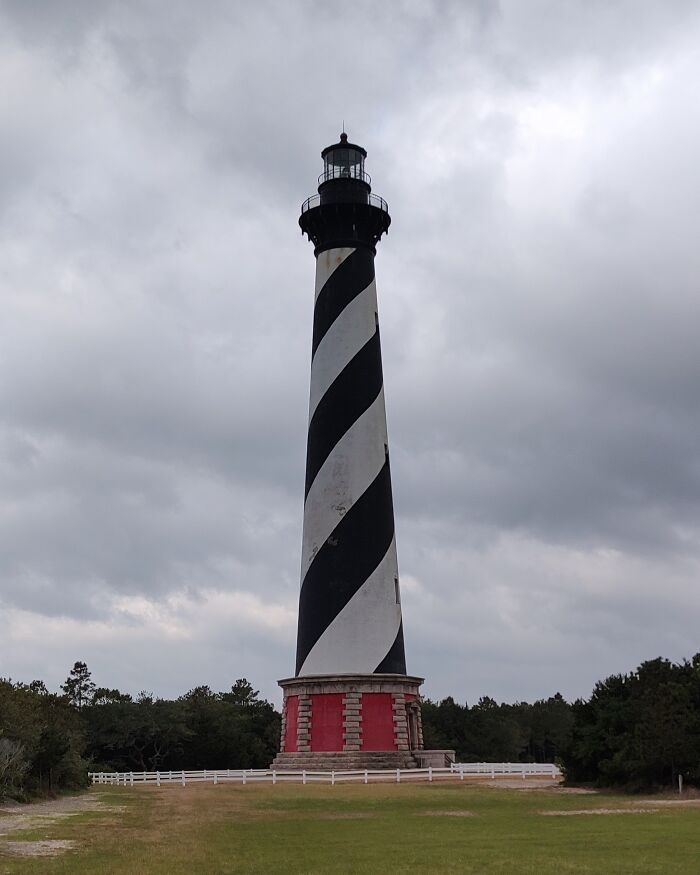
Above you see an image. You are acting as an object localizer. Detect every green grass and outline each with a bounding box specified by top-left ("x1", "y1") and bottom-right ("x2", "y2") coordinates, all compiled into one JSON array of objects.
[{"x1": 2, "y1": 781, "x2": 700, "y2": 874}]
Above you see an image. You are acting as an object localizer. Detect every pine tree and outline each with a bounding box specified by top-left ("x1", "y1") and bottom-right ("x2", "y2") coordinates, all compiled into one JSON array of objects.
[{"x1": 61, "y1": 661, "x2": 96, "y2": 711}]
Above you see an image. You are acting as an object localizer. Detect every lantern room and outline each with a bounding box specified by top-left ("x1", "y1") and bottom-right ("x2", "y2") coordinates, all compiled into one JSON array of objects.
[{"x1": 320, "y1": 132, "x2": 369, "y2": 184}]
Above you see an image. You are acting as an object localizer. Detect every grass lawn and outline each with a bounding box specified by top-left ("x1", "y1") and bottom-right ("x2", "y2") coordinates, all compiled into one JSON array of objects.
[{"x1": 1, "y1": 780, "x2": 700, "y2": 874}]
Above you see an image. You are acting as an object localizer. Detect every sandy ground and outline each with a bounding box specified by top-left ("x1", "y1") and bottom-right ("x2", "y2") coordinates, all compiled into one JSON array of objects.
[
  {"x1": 0, "y1": 792, "x2": 121, "y2": 858},
  {"x1": 2, "y1": 839, "x2": 76, "y2": 857},
  {"x1": 480, "y1": 778, "x2": 563, "y2": 790},
  {"x1": 0, "y1": 792, "x2": 118, "y2": 836},
  {"x1": 539, "y1": 808, "x2": 660, "y2": 816}
]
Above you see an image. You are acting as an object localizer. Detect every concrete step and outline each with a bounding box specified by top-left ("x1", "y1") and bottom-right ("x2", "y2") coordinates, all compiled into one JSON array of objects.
[{"x1": 271, "y1": 751, "x2": 420, "y2": 771}]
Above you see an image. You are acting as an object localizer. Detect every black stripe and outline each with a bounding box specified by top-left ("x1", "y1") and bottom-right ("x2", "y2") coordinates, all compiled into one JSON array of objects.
[
  {"x1": 312, "y1": 248, "x2": 375, "y2": 356},
  {"x1": 304, "y1": 329, "x2": 383, "y2": 498},
  {"x1": 374, "y1": 621, "x2": 407, "y2": 674},
  {"x1": 296, "y1": 461, "x2": 395, "y2": 675}
]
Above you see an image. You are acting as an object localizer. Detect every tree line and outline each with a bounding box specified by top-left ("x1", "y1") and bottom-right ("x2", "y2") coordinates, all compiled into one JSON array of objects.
[
  {"x1": 423, "y1": 654, "x2": 700, "y2": 790},
  {"x1": 0, "y1": 662, "x2": 279, "y2": 800},
  {"x1": 2, "y1": 654, "x2": 700, "y2": 798}
]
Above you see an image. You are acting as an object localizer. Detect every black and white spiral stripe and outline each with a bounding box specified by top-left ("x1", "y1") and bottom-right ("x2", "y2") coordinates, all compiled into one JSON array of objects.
[{"x1": 295, "y1": 246, "x2": 407, "y2": 677}]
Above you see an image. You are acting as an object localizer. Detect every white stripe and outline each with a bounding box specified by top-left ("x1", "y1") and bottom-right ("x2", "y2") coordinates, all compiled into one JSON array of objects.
[
  {"x1": 301, "y1": 389, "x2": 387, "y2": 581},
  {"x1": 299, "y1": 537, "x2": 401, "y2": 675},
  {"x1": 309, "y1": 280, "x2": 377, "y2": 419},
  {"x1": 315, "y1": 247, "x2": 355, "y2": 300}
]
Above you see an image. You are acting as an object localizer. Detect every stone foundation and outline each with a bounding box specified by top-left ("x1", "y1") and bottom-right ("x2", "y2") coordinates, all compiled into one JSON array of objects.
[
  {"x1": 273, "y1": 673, "x2": 424, "y2": 770},
  {"x1": 413, "y1": 749, "x2": 456, "y2": 768}
]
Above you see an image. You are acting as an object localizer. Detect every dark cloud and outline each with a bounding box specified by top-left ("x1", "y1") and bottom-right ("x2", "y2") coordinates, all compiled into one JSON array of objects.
[{"x1": 1, "y1": 1, "x2": 699, "y2": 705}]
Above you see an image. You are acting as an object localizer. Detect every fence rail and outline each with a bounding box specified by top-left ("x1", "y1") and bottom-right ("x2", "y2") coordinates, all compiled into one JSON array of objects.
[{"x1": 89, "y1": 762, "x2": 561, "y2": 787}]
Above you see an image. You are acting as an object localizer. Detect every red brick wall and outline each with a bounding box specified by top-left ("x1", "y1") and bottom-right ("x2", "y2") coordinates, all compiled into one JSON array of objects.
[{"x1": 283, "y1": 695, "x2": 298, "y2": 752}]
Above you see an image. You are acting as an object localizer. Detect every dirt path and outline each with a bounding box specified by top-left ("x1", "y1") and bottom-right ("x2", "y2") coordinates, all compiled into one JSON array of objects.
[{"x1": 0, "y1": 792, "x2": 119, "y2": 837}]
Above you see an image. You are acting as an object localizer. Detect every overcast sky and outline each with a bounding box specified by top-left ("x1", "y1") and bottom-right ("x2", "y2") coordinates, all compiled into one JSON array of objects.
[{"x1": 2, "y1": 0, "x2": 700, "y2": 707}]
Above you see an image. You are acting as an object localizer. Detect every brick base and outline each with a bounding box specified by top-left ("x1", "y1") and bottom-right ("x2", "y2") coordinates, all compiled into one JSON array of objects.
[{"x1": 274, "y1": 673, "x2": 425, "y2": 769}]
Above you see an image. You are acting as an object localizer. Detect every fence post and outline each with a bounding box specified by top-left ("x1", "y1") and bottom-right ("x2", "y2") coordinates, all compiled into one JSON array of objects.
[
  {"x1": 156, "y1": 771, "x2": 161, "y2": 787},
  {"x1": 396, "y1": 769, "x2": 401, "y2": 784},
  {"x1": 522, "y1": 764, "x2": 526, "y2": 781},
  {"x1": 491, "y1": 765, "x2": 495, "y2": 778},
  {"x1": 181, "y1": 770, "x2": 185, "y2": 787},
  {"x1": 213, "y1": 772, "x2": 218, "y2": 785},
  {"x1": 302, "y1": 770, "x2": 307, "y2": 785},
  {"x1": 364, "y1": 769, "x2": 368, "y2": 785},
  {"x1": 460, "y1": 765, "x2": 464, "y2": 781},
  {"x1": 331, "y1": 770, "x2": 335, "y2": 786},
  {"x1": 242, "y1": 770, "x2": 246, "y2": 785},
  {"x1": 428, "y1": 766, "x2": 433, "y2": 782},
  {"x1": 169, "y1": 770, "x2": 172, "y2": 782},
  {"x1": 130, "y1": 772, "x2": 134, "y2": 786},
  {"x1": 272, "y1": 770, "x2": 276, "y2": 785}
]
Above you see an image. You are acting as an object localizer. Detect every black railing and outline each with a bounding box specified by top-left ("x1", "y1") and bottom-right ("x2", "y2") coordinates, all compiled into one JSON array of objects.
[
  {"x1": 301, "y1": 193, "x2": 389, "y2": 214},
  {"x1": 318, "y1": 167, "x2": 372, "y2": 185}
]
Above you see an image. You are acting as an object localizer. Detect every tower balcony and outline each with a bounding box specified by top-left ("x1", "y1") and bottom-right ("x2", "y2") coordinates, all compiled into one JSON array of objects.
[
  {"x1": 300, "y1": 191, "x2": 388, "y2": 215},
  {"x1": 318, "y1": 166, "x2": 372, "y2": 186}
]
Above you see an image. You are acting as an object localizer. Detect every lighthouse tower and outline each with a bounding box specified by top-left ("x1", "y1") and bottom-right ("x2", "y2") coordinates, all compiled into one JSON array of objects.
[{"x1": 273, "y1": 134, "x2": 426, "y2": 770}]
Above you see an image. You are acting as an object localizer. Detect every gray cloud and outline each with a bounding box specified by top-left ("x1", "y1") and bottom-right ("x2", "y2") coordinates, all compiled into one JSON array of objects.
[{"x1": 1, "y1": 0, "x2": 699, "y2": 706}]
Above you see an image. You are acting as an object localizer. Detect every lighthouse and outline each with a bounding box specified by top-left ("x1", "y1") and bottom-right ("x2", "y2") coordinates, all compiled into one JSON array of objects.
[{"x1": 273, "y1": 134, "x2": 428, "y2": 770}]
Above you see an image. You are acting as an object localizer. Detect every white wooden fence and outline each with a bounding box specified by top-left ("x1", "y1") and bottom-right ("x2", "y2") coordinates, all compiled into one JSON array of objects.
[{"x1": 89, "y1": 762, "x2": 561, "y2": 787}]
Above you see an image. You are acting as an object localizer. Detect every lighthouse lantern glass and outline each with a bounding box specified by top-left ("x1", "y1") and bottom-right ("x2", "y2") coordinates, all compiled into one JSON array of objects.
[{"x1": 323, "y1": 147, "x2": 365, "y2": 182}]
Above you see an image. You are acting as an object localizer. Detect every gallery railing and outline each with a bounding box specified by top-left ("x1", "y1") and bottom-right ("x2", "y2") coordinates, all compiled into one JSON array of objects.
[{"x1": 300, "y1": 192, "x2": 389, "y2": 215}]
